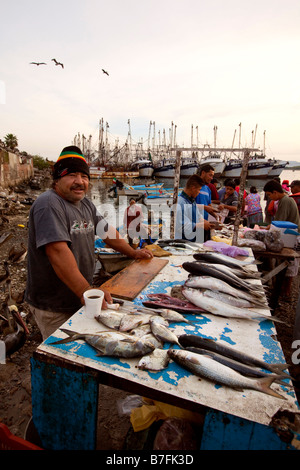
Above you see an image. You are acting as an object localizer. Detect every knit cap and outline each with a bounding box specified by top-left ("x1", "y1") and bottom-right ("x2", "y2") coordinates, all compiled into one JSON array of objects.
[{"x1": 53, "y1": 146, "x2": 90, "y2": 179}]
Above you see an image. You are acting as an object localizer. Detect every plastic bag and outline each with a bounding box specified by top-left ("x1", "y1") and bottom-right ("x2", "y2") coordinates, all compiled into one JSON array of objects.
[
  {"x1": 153, "y1": 417, "x2": 198, "y2": 450},
  {"x1": 203, "y1": 240, "x2": 249, "y2": 257}
]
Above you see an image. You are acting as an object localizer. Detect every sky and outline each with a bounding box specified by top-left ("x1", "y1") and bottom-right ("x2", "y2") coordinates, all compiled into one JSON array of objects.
[{"x1": 1, "y1": 0, "x2": 300, "y2": 163}]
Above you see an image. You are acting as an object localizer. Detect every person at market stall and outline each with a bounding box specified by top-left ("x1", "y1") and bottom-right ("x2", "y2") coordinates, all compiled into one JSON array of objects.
[
  {"x1": 175, "y1": 174, "x2": 213, "y2": 242},
  {"x1": 263, "y1": 179, "x2": 300, "y2": 295},
  {"x1": 245, "y1": 186, "x2": 263, "y2": 227},
  {"x1": 195, "y1": 164, "x2": 219, "y2": 220},
  {"x1": 123, "y1": 197, "x2": 148, "y2": 246},
  {"x1": 263, "y1": 179, "x2": 300, "y2": 231},
  {"x1": 218, "y1": 179, "x2": 239, "y2": 224},
  {"x1": 289, "y1": 180, "x2": 300, "y2": 214},
  {"x1": 25, "y1": 145, "x2": 153, "y2": 340}
]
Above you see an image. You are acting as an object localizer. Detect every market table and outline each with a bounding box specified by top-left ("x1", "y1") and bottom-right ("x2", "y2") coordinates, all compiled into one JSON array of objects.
[{"x1": 30, "y1": 252, "x2": 300, "y2": 450}]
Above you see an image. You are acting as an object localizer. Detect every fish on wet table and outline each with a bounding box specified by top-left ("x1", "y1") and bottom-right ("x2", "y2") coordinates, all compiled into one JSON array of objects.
[
  {"x1": 96, "y1": 309, "x2": 152, "y2": 332},
  {"x1": 159, "y1": 309, "x2": 193, "y2": 324},
  {"x1": 137, "y1": 348, "x2": 170, "y2": 371},
  {"x1": 195, "y1": 260, "x2": 261, "y2": 280},
  {"x1": 150, "y1": 316, "x2": 180, "y2": 345},
  {"x1": 199, "y1": 289, "x2": 267, "y2": 309},
  {"x1": 183, "y1": 346, "x2": 291, "y2": 387},
  {"x1": 178, "y1": 334, "x2": 290, "y2": 378},
  {"x1": 184, "y1": 276, "x2": 268, "y2": 307},
  {"x1": 182, "y1": 287, "x2": 283, "y2": 323},
  {"x1": 182, "y1": 262, "x2": 265, "y2": 299},
  {"x1": 49, "y1": 328, "x2": 155, "y2": 358},
  {"x1": 193, "y1": 251, "x2": 259, "y2": 268},
  {"x1": 167, "y1": 349, "x2": 285, "y2": 399}
]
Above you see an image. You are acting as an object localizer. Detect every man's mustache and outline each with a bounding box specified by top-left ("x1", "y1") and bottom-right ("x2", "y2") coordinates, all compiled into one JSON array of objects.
[{"x1": 70, "y1": 184, "x2": 86, "y2": 190}]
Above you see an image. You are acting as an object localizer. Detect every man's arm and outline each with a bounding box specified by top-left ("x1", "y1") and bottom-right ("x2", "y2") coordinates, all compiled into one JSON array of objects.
[
  {"x1": 101, "y1": 225, "x2": 153, "y2": 259},
  {"x1": 45, "y1": 241, "x2": 112, "y2": 306}
]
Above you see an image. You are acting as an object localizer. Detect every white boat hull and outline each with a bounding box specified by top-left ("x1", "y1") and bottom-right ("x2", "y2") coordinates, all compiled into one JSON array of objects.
[
  {"x1": 153, "y1": 163, "x2": 175, "y2": 178},
  {"x1": 223, "y1": 160, "x2": 243, "y2": 178},
  {"x1": 268, "y1": 161, "x2": 288, "y2": 177},
  {"x1": 139, "y1": 166, "x2": 154, "y2": 177},
  {"x1": 180, "y1": 162, "x2": 199, "y2": 176},
  {"x1": 247, "y1": 160, "x2": 274, "y2": 179}
]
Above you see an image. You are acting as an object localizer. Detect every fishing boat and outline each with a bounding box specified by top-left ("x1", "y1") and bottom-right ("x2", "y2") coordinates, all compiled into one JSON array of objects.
[
  {"x1": 129, "y1": 158, "x2": 154, "y2": 178},
  {"x1": 268, "y1": 160, "x2": 288, "y2": 177},
  {"x1": 89, "y1": 166, "x2": 106, "y2": 178},
  {"x1": 153, "y1": 158, "x2": 176, "y2": 178},
  {"x1": 247, "y1": 154, "x2": 274, "y2": 179},
  {"x1": 180, "y1": 157, "x2": 199, "y2": 176},
  {"x1": 222, "y1": 158, "x2": 243, "y2": 178},
  {"x1": 199, "y1": 153, "x2": 226, "y2": 177}
]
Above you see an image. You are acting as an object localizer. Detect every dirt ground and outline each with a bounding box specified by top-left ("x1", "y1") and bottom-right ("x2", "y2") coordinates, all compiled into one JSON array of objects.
[{"x1": 0, "y1": 195, "x2": 300, "y2": 450}]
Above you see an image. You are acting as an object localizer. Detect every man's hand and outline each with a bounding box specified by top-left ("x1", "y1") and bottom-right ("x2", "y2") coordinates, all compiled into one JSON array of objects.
[{"x1": 133, "y1": 247, "x2": 153, "y2": 259}]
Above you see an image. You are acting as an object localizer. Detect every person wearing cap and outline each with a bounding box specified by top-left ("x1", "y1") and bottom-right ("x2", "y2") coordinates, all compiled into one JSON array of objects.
[
  {"x1": 175, "y1": 174, "x2": 213, "y2": 242},
  {"x1": 25, "y1": 145, "x2": 153, "y2": 340},
  {"x1": 289, "y1": 180, "x2": 300, "y2": 214}
]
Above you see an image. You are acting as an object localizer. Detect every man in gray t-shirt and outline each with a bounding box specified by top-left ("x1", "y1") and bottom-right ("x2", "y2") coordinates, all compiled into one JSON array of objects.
[{"x1": 25, "y1": 145, "x2": 152, "y2": 339}]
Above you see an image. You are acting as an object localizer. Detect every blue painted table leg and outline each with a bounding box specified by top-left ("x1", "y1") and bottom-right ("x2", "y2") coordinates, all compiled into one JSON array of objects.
[
  {"x1": 31, "y1": 356, "x2": 98, "y2": 450},
  {"x1": 200, "y1": 409, "x2": 299, "y2": 450}
]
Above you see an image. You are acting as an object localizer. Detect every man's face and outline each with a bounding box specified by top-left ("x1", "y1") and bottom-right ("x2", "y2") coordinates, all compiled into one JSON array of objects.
[
  {"x1": 291, "y1": 185, "x2": 300, "y2": 194},
  {"x1": 265, "y1": 190, "x2": 279, "y2": 201},
  {"x1": 224, "y1": 186, "x2": 235, "y2": 198},
  {"x1": 190, "y1": 184, "x2": 202, "y2": 199},
  {"x1": 201, "y1": 170, "x2": 214, "y2": 184},
  {"x1": 55, "y1": 172, "x2": 89, "y2": 203}
]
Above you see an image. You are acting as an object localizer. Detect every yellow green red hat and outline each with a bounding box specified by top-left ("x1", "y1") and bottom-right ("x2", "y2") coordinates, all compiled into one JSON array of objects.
[{"x1": 53, "y1": 146, "x2": 90, "y2": 179}]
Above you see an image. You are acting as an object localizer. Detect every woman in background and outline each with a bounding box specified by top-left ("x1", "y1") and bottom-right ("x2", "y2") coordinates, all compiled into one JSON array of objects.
[{"x1": 245, "y1": 186, "x2": 263, "y2": 227}]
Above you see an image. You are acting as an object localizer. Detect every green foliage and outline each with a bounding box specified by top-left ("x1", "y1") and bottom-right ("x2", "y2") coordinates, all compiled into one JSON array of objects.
[
  {"x1": 4, "y1": 133, "x2": 18, "y2": 149},
  {"x1": 32, "y1": 155, "x2": 51, "y2": 170}
]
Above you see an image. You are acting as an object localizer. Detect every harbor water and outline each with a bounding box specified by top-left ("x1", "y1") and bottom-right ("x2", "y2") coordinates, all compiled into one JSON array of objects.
[{"x1": 87, "y1": 168, "x2": 300, "y2": 238}]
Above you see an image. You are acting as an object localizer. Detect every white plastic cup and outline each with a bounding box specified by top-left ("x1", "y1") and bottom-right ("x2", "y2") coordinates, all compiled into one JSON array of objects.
[{"x1": 83, "y1": 289, "x2": 104, "y2": 319}]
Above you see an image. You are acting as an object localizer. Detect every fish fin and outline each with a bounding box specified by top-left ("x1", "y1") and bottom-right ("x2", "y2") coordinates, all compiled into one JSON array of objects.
[
  {"x1": 258, "y1": 377, "x2": 286, "y2": 400},
  {"x1": 49, "y1": 329, "x2": 84, "y2": 345}
]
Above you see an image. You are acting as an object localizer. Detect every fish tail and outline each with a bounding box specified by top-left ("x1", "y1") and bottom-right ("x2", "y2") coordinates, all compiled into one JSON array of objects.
[
  {"x1": 258, "y1": 377, "x2": 286, "y2": 400},
  {"x1": 49, "y1": 328, "x2": 85, "y2": 345}
]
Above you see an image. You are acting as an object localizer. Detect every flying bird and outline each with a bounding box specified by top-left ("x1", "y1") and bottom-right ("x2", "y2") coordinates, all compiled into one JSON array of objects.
[
  {"x1": 30, "y1": 62, "x2": 47, "y2": 66},
  {"x1": 52, "y1": 58, "x2": 64, "y2": 68},
  {"x1": 102, "y1": 69, "x2": 109, "y2": 76}
]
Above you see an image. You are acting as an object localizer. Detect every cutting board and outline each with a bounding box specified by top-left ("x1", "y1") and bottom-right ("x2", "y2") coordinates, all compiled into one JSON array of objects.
[{"x1": 101, "y1": 257, "x2": 169, "y2": 300}]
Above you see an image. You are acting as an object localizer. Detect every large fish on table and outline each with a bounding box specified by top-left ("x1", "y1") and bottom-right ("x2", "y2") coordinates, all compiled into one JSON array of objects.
[
  {"x1": 182, "y1": 287, "x2": 283, "y2": 323},
  {"x1": 167, "y1": 349, "x2": 285, "y2": 399},
  {"x1": 184, "y1": 276, "x2": 268, "y2": 307},
  {"x1": 178, "y1": 334, "x2": 290, "y2": 378},
  {"x1": 49, "y1": 328, "x2": 155, "y2": 358},
  {"x1": 193, "y1": 251, "x2": 259, "y2": 269},
  {"x1": 182, "y1": 261, "x2": 264, "y2": 298}
]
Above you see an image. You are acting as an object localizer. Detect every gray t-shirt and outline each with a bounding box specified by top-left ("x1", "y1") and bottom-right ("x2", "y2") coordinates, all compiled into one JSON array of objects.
[{"x1": 25, "y1": 189, "x2": 105, "y2": 314}]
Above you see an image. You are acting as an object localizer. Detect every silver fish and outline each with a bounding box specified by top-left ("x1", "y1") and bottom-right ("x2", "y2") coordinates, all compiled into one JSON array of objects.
[
  {"x1": 150, "y1": 316, "x2": 180, "y2": 345},
  {"x1": 137, "y1": 348, "x2": 170, "y2": 371},
  {"x1": 201, "y1": 289, "x2": 266, "y2": 309},
  {"x1": 159, "y1": 309, "x2": 192, "y2": 324},
  {"x1": 178, "y1": 334, "x2": 290, "y2": 378},
  {"x1": 95, "y1": 310, "x2": 123, "y2": 330},
  {"x1": 119, "y1": 313, "x2": 151, "y2": 332},
  {"x1": 167, "y1": 349, "x2": 285, "y2": 399},
  {"x1": 193, "y1": 251, "x2": 258, "y2": 268},
  {"x1": 50, "y1": 328, "x2": 155, "y2": 358},
  {"x1": 184, "y1": 276, "x2": 267, "y2": 307},
  {"x1": 182, "y1": 287, "x2": 283, "y2": 323}
]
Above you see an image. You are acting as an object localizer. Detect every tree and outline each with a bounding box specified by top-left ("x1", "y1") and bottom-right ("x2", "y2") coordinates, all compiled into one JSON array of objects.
[
  {"x1": 4, "y1": 133, "x2": 18, "y2": 149},
  {"x1": 32, "y1": 155, "x2": 51, "y2": 170}
]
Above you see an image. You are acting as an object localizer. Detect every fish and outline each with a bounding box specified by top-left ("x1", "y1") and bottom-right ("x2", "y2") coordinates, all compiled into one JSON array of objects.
[
  {"x1": 195, "y1": 260, "x2": 262, "y2": 280},
  {"x1": 178, "y1": 334, "x2": 291, "y2": 378},
  {"x1": 119, "y1": 313, "x2": 151, "y2": 332},
  {"x1": 137, "y1": 348, "x2": 170, "y2": 371},
  {"x1": 49, "y1": 328, "x2": 155, "y2": 358},
  {"x1": 193, "y1": 251, "x2": 258, "y2": 268},
  {"x1": 184, "y1": 276, "x2": 268, "y2": 307},
  {"x1": 143, "y1": 293, "x2": 205, "y2": 314},
  {"x1": 182, "y1": 262, "x2": 264, "y2": 297},
  {"x1": 95, "y1": 310, "x2": 123, "y2": 330},
  {"x1": 199, "y1": 289, "x2": 267, "y2": 309},
  {"x1": 184, "y1": 346, "x2": 291, "y2": 387},
  {"x1": 149, "y1": 316, "x2": 180, "y2": 345},
  {"x1": 167, "y1": 349, "x2": 285, "y2": 399},
  {"x1": 159, "y1": 309, "x2": 192, "y2": 324},
  {"x1": 182, "y1": 287, "x2": 283, "y2": 323}
]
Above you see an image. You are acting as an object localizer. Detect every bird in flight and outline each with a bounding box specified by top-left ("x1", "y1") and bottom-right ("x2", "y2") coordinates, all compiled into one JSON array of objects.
[
  {"x1": 52, "y1": 58, "x2": 64, "y2": 68},
  {"x1": 102, "y1": 69, "x2": 109, "y2": 76},
  {"x1": 30, "y1": 62, "x2": 47, "y2": 66}
]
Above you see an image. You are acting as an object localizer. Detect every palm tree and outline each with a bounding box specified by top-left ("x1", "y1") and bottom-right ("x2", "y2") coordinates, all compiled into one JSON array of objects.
[{"x1": 4, "y1": 133, "x2": 18, "y2": 149}]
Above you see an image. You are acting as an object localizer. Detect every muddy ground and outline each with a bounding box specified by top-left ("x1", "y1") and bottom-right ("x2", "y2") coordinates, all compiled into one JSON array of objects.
[{"x1": 0, "y1": 199, "x2": 300, "y2": 450}]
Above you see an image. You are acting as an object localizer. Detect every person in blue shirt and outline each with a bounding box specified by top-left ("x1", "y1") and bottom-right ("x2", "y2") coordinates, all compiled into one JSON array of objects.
[
  {"x1": 195, "y1": 164, "x2": 218, "y2": 220},
  {"x1": 175, "y1": 174, "x2": 213, "y2": 242}
]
